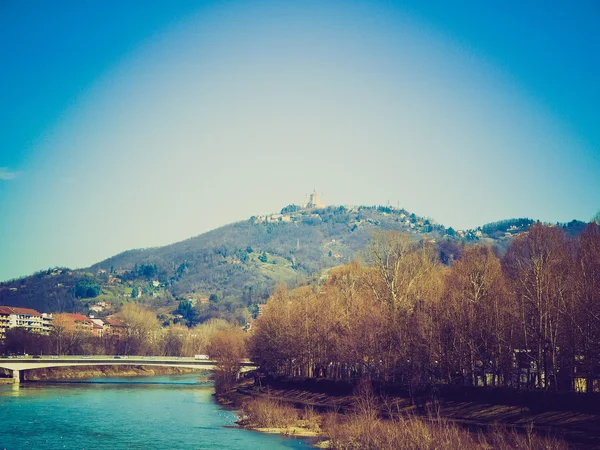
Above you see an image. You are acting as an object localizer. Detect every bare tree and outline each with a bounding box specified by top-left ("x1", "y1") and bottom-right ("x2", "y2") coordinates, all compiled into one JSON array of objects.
[
  {"x1": 443, "y1": 246, "x2": 513, "y2": 387},
  {"x1": 207, "y1": 328, "x2": 246, "y2": 394},
  {"x1": 504, "y1": 223, "x2": 569, "y2": 390},
  {"x1": 116, "y1": 303, "x2": 162, "y2": 355}
]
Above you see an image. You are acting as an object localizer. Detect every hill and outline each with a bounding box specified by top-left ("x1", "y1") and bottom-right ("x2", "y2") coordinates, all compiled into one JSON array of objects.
[{"x1": 0, "y1": 203, "x2": 587, "y2": 325}]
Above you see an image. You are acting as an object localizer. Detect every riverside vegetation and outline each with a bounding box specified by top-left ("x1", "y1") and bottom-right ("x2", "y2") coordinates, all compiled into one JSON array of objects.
[
  {"x1": 233, "y1": 221, "x2": 600, "y2": 448},
  {"x1": 236, "y1": 389, "x2": 568, "y2": 449},
  {"x1": 249, "y1": 223, "x2": 600, "y2": 395}
]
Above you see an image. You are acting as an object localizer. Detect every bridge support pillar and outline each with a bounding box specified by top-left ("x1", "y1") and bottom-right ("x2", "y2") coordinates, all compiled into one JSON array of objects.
[{"x1": 12, "y1": 369, "x2": 22, "y2": 384}]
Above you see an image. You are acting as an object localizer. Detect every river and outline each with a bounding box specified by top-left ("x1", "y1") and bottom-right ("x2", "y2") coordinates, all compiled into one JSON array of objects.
[{"x1": 0, "y1": 373, "x2": 314, "y2": 449}]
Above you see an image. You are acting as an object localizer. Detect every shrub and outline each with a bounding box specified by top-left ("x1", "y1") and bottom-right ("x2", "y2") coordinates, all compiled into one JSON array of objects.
[{"x1": 240, "y1": 397, "x2": 298, "y2": 428}]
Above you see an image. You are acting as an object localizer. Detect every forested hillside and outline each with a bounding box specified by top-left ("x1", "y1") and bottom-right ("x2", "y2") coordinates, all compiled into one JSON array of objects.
[{"x1": 0, "y1": 203, "x2": 588, "y2": 325}]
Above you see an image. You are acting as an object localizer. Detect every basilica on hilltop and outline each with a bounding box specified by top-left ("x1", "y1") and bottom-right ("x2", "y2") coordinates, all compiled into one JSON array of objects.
[{"x1": 302, "y1": 190, "x2": 325, "y2": 209}]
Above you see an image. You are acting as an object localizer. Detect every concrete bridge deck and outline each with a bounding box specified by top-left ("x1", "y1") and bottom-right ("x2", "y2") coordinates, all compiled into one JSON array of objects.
[{"x1": 0, "y1": 356, "x2": 255, "y2": 383}]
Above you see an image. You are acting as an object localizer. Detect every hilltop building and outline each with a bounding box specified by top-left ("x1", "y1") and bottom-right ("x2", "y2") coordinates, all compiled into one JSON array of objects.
[{"x1": 302, "y1": 190, "x2": 325, "y2": 209}]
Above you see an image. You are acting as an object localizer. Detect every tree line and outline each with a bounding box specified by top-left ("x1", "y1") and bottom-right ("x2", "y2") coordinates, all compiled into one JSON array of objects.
[
  {"x1": 0, "y1": 303, "x2": 238, "y2": 358},
  {"x1": 249, "y1": 222, "x2": 600, "y2": 394}
]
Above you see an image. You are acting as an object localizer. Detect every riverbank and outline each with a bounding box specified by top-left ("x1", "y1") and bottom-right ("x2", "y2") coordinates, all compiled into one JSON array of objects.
[
  {"x1": 0, "y1": 365, "x2": 196, "y2": 381},
  {"x1": 221, "y1": 379, "x2": 600, "y2": 449},
  {"x1": 218, "y1": 379, "x2": 326, "y2": 443}
]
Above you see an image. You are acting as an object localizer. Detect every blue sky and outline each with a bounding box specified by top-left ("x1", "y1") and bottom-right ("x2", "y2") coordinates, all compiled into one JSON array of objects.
[{"x1": 1, "y1": 0, "x2": 599, "y2": 281}]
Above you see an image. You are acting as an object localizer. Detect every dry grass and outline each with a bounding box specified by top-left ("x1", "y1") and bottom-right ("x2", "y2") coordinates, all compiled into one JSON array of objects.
[
  {"x1": 239, "y1": 397, "x2": 323, "y2": 435},
  {"x1": 240, "y1": 397, "x2": 299, "y2": 428},
  {"x1": 322, "y1": 382, "x2": 569, "y2": 450},
  {"x1": 323, "y1": 413, "x2": 569, "y2": 450},
  {"x1": 300, "y1": 405, "x2": 322, "y2": 432},
  {"x1": 238, "y1": 385, "x2": 569, "y2": 449},
  {"x1": 481, "y1": 423, "x2": 569, "y2": 450}
]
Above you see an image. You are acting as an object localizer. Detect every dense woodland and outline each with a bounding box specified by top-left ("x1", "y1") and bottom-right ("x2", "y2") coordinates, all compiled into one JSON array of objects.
[{"x1": 249, "y1": 222, "x2": 600, "y2": 394}]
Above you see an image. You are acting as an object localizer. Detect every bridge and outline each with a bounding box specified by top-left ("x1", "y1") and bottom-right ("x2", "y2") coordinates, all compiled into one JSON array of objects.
[{"x1": 0, "y1": 356, "x2": 256, "y2": 383}]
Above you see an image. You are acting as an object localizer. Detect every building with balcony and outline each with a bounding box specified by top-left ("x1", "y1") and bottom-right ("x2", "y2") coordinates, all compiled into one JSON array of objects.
[{"x1": 0, "y1": 306, "x2": 53, "y2": 337}]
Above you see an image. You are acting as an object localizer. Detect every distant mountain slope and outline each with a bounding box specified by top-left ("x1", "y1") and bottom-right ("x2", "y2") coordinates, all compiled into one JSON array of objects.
[
  {"x1": 89, "y1": 205, "x2": 445, "y2": 299},
  {"x1": 0, "y1": 203, "x2": 588, "y2": 324}
]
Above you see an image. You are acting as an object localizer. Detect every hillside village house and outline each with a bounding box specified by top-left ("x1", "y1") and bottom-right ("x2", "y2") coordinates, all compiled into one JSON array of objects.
[
  {"x1": 0, "y1": 306, "x2": 53, "y2": 338},
  {"x1": 53, "y1": 313, "x2": 126, "y2": 338},
  {"x1": 257, "y1": 303, "x2": 267, "y2": 316},
  {"x1": 89, "y1": 301, "x2": 113, "y2": 314}
]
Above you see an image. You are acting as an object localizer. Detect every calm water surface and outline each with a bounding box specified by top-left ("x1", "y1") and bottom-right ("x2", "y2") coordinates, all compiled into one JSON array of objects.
[{"x1": 0, "y1": 374, "x2": 313, "y2": 449}]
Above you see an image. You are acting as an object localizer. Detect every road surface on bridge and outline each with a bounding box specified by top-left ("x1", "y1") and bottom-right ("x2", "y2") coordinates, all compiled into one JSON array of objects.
[{"x1": 0, "y1": 355, "x2": 255, "y2": 383}]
